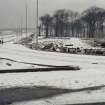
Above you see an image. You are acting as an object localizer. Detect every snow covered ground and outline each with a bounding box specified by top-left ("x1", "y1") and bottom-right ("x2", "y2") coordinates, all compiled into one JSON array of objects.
[
  {"x1": 0, "y1": 34, "x2": 105, "y2": 104},
  {"x1": 37, "y1": 37, "x2": 94, "y2": 49},
  {"x1": 1, "y1": 70, "x2": 105, "y2": 105},
  {"x1": 0, "y1": 59, "x2": 32, "y2": 70},
  {"x1": 0, "y1": 32, "x2": 33, "y2": 44},
  {"x1": 0, "y1": 43, "x2": 105, "y2": 104}
]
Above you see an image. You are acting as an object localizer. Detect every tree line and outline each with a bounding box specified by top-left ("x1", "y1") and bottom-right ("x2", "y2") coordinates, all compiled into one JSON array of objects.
[{"x1": 39, "y1": 6, "x2": 105, "y2": 38}]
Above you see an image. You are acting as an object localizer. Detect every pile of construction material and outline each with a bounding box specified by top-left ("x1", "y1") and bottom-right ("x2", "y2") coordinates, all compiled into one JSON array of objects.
[
  {"x1": 30, "y1": 42, "x2": 105, "y2": 56},
  {"x1": 31, "y1": 42, "x2": 65, "y2": 52}
]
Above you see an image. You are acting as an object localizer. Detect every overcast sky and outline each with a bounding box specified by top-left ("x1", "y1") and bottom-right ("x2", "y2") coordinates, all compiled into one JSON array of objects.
[{"x1": 0, "y1": 0, "x2": 105, "y2": 29}]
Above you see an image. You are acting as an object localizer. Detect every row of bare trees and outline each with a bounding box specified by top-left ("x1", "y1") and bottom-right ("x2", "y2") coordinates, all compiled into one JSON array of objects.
[{"x1": 39, "y1": 6, "x2": 105, "y2": 38}]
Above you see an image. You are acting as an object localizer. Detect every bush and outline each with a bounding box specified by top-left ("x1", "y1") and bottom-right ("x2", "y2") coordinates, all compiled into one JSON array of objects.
[{"x1": 101, "y1": 42, "x2": 105, "y2": 48}]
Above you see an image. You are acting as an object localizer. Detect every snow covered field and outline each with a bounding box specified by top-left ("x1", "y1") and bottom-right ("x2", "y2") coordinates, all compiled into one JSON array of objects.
[{"x1": 0, "y1": 33, "x2": 105, "y2": 105}]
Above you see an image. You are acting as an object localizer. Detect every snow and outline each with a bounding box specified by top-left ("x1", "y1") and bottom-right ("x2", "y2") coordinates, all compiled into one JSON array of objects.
[
  {"x1": 0, "y1": 34, "x2": 105, "y2": 104},
  {"x1": 37, "y1": 37, "x2": 93, "y2": 49},
  {"x1": 0, "y1": 42, "x2": 105, "y2": 69},
  {"x1": 0, "y1": 43, "x2": 105, "y2": 104},
  {"x1": 68, "y1": 38, "x2": 92, "y2": 48},
  {"x1": 0, "y1": 59, "x2": 32, "y2": 70},
  {"x1": 0, "y1": 68, "x2": 105, "y2": 105},
  {"x1": 0, "y1": 32, "x2": 33, "y2": 44},
  {"x1": 0, "y1": 32, "x2": 45, "y2": 69}
]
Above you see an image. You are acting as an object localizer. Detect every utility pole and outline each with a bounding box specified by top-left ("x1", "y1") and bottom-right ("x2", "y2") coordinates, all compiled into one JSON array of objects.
[
  {"x1": 36, "y1": 0, "x2": 38, "y2": 47},
  {"x1": 16, "y1": 24, "x2": 19, "y2": 42},
  {"x1": 20, "y1": 17, "x2": 23, "y2": 39},
  {"x1": 25, "y1": 1, "x2": 28, "y2": 39}
]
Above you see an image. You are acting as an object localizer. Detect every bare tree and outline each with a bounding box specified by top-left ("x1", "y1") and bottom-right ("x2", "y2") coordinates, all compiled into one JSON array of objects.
[
  {"x1": 39, "y1": 6, "x2": 105, "y2": 38},
  {"x1": 40, "y1": 14, "x2": 53, "y2": 38},
  {"x1": 81, "y1": 6, "x2": 105, "y2": 38},
  {"x1": 53, "y1": 9, "x2": 70, "y2": 37}
]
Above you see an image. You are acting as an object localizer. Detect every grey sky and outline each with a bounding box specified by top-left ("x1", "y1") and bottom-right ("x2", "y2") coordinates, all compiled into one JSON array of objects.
[{"x1": 0, "y1": 0, "x2": 105, "y2": 29}]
